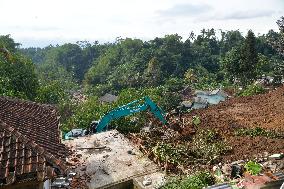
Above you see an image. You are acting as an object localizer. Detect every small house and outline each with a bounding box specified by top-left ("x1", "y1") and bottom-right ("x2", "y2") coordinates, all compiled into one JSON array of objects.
[
  {"x1": 192, "y1": 97, "x2": 209, "y2": 110},
  {"x1": 194, "y1": 89, "x2": 228, "y2": 105}
]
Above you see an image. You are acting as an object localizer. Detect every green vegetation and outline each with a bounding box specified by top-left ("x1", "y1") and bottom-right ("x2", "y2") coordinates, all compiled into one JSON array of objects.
[
  {"x1": 161, "y1": 172, "x2": 215, "y2": 189},
  {"x1": 244, "y1": 161, "x2": 262, "y2": 175},
  {"x1": 152, "y1": 142, "x2": 187, "y2": 165},
  {"x1": 0, "y1": 35, "x2": 38, "y2": 100},
  {"x1": 235, "y1": 127, "x2": 284, "y2": 139},
  {"x1": 238, "y1": 84, "x2": 266, "y2": 97},
  {"x1": 0, "y1": 17, "x2": 283, "y2": 133},
  {"x1": 192, "y1": 116, "x2": 201, "y2": 126},
  {"x1": 149, "y1": 129, "x2": 232, "y2": 167},
  {"x1": 191, "y1": 130, "x2": 232, "y2": 162},
  {"x1": 222, "y1": 30, "x2": 258, "y2": 86}
]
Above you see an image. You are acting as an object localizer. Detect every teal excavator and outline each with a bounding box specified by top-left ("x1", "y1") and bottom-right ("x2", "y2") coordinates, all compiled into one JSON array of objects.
[{"x1": 65, "y1": 96, "x2": 167, "y2": 139}]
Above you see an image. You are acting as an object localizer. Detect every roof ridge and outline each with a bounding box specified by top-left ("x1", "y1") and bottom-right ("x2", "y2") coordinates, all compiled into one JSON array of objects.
[{"x1": 0, "y1": 121, "x2": 67, "y2": 172}]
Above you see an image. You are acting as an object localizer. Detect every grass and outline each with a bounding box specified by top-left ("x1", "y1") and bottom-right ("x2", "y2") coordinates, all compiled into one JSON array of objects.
[
  {"x1": 235, "y1": 127, "x2": 284, "y2": 139},
  {"x1": 161, "y1": 172, "x2": 215, "y2": 189}
]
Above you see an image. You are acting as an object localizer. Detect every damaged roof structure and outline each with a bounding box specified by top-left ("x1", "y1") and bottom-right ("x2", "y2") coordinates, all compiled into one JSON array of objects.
[
  {"x1": 0, "y1": 97, "x2": 68, "y2": 189},
  {"x1": 99, "y1": 93, "x2": 118, "y2": 104},
  {"x1": 194, "y1": 89, "x2": 228, "y2": 106}
]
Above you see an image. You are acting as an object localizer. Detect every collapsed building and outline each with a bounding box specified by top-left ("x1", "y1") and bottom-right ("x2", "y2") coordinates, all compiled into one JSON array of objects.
[{"x1": 0, "y1": 97, "x2": 69, "y2": 189}]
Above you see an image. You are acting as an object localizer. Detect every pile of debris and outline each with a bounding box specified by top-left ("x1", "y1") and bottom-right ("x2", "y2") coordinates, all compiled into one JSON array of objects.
[
  {"x1": 64, "y1": 130, "x2": 165, "y2": 189},
  {"x1": 210, "y1": 154, "x2": 284, "y2": 188},
  {"x1": 128, "y1": 86, "x2": 284, "y2": 185}
]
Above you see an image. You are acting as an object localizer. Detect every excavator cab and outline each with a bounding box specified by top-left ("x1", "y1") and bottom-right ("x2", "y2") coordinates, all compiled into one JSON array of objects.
[{"x1": 89, "y1": 120, "x2": 99, "y2": 134}]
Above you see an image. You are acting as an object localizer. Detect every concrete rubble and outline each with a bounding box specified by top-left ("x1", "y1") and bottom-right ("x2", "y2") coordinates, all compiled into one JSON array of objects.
[
  {"x1": 64, "y1": 130, "x2": 165, "y2": 189},
  {"x1": 210, "y1": 152, "x2": 284, "y2": 189}
]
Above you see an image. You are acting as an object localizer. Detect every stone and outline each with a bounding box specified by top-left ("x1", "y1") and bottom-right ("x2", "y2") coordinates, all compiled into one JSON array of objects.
[
  {"x1": 231, "y1": 160, "x2": 245, "y2": 165},
  {"x1": 143, "y1": 177, "x2": 152, "y2": 186},
  {"x1": 221, "y1": 164, "x2": 232, "y2": 176},
  {"x1": 269, "y1": 153, "x2": 284, "y2": 160},
  {"x1": 263, "y1": 152, "x2": 269, "y2": 157}
]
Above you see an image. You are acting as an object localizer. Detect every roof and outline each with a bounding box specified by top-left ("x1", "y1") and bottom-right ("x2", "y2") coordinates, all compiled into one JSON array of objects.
[
  {"x1": 181, "y1": 101, "x2": 193, "y2": 108},
  {"x1": 193, "y1": 97, "x2": 208, "y2": 104},
  {"x1": 99, "y1": 93, "x2": 118, "y2": 103},
  {"x1": 0, "y1": 97, "x2": 69, "y2": 185},
  {"x1": 210, "y1": 89, "x2": 228, "y2": 98},
  {"x1": 0, "y1": 97, "x2": 68, "y2": 158},
  {"x1": 0, "y1": 122, "x2": 67, "y2": 185},
  {"x1": 195, "y1": 89, "x2": 228, "y2": 98}
]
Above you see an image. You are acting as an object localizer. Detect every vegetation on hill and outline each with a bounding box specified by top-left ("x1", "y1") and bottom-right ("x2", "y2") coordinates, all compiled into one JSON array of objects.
[{"x1": 0, "y1": 17, "x2": 284, "y2": 131}]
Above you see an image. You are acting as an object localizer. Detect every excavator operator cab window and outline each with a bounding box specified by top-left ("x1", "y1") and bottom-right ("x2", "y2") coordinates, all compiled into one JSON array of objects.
[{"x1": 90, "y1": 121, "x2": 99, "y2": 133}]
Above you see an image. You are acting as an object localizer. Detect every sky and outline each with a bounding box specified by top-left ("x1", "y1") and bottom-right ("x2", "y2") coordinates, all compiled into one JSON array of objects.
[{"x1": 0, "y1": 0, "x2": 283, "y2": 47}]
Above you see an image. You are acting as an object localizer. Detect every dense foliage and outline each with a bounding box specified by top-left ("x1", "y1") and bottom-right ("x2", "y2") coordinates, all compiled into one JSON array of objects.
[
  {"x1": 0, "y1": 18, "x2": 283, "y2": 132},
  {"x1": 0, "y1": 35, "x2": 38, "y2": 99}
]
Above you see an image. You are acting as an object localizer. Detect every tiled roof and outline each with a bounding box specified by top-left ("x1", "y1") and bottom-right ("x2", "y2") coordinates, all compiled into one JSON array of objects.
[
  {"x1": 0, "y1": 97, "x2": 68, "y2": 159},
  {"x1": 0, "y1": 97, "x2": 69, "y2": 185},
  {"x1": 0, "y1": 122, "x2": 67, "y2": 185}
]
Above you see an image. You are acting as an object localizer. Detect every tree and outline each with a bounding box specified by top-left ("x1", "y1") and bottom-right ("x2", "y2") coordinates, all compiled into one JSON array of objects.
[
  {"x1": 0, "y1": 35, "x2": 20, "y2": 52},
  {"x1": 222, "y1": 30, "x2": 258, "y2": 86},
  {"x1": 240, "y1": 30, "x2": 258, "y2": 84},
  {"x1": 220, "y1": 30, "x2": 244, "y2": 55},
  {"x1": 268, "y1": 17, "x2": 284, "y2": 80},
  {"x1": 273, "y1": 17, "x2": 284, "y2": 56},
  {"x1": 0, "y1": 51, "x2": 39, "y2": 99},
  {"x1": 144, "y1": 57, "x2": 163, "y2": 86}
]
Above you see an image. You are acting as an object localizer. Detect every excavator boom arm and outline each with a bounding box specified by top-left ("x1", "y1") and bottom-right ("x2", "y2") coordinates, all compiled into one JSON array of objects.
[{"x1": 96, "y1": 96, "x2": 167, "y2": 132}]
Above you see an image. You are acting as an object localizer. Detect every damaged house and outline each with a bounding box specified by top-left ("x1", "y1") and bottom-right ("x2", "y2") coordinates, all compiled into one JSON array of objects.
[
  {"x1": 190, "y1": 89, "x2": 228, "y2": 110},
  {"x1": 0, "y1": 97, "x2": 68, "y2": 189}
]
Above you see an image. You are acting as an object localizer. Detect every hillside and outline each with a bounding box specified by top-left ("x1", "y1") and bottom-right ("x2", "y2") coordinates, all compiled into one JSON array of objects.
[
  {"x1": 183, "y1": 86, "x2": 284, "y2": 162},
  {"x1": 130, "y1": 86, "x2": 284, "y2": 173}
]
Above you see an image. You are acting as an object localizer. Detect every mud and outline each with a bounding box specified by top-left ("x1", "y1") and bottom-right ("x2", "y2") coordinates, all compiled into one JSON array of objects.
[{"x1": 129, "y1": 86, "x2": 284, "y2": 171}]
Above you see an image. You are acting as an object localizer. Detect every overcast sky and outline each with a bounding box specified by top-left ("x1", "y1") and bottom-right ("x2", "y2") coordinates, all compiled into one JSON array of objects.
[{"x1": 0, "y1": 0, "x2": 283, "y2": 47}]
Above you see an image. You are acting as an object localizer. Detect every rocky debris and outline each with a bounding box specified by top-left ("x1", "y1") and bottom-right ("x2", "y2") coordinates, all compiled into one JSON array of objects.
[
  {"x1": 142, "y1": 176, "x2": 152, "y2": 186},
  {"x1": 129, "y1": 86, "x2": 284, "y2": 175},
  {"x1": 210, "y1": 157, "x2": 284, "y2": 188},
  {"x1": 64, "y1": 130, "x2": 163, "y2": 189}
]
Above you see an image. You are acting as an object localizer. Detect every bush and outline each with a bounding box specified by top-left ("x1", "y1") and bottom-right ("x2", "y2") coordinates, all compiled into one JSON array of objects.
[
  {"x1": 152, "y1": 142, "x2": 188, "y2": 165},
  {"x1": 191, "y1": 130, "x2": 232, "y2": 162},
  {"x1": 161, "y1": 172, "x2": 215, "y2": 189},
  {"x1": 244, "y1": 161, "x2": 262, "y2": 175},
  {"x1": 238, "y1": 84, "x2": 265, "y2": 97},
  {"x1": 235, "y1": 127, "x2": 284, "y2": 139}
]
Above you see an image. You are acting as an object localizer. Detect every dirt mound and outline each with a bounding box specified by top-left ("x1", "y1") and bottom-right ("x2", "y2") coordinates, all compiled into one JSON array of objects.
[
  {"x1": 181, "y1": 86, "x2": 284, "y2": 162},
  {"x1": 130, "y1": 86, "x2": 284, "y2": 173}
]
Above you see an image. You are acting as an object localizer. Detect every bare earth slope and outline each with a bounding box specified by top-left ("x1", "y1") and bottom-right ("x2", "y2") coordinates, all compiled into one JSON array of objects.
[{"x1": 183, "y1": 86, "x2": 284, "y2": 162}]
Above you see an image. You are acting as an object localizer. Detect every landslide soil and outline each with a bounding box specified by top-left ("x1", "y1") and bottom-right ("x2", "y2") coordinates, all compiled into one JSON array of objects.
[
  {"x1": 130, "y1": 86, "x2": 284, "y2": 170},
  {"x1": 182, "y1": 86, "x2": 284, "y2": 162}
]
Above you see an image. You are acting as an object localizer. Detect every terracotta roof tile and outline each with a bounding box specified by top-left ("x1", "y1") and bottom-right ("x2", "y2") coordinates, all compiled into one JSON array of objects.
[
  {"x1": 0, "y1": 97, "x2": 69, "y2": 186},
  {"x1": 0, "y1": 97, "x2": 68, "y2": 159}
]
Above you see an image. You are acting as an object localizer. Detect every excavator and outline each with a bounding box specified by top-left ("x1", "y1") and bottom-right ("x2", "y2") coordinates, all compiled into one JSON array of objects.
[{"x1": 64, "y1": 96, "x2": 167, "y2": 139}]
